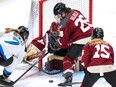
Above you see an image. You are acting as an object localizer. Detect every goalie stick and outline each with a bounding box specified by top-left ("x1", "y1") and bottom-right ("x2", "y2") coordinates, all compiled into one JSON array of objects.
[{"x1": 6, "y1": 52, "x2": 48, "y2": 86}]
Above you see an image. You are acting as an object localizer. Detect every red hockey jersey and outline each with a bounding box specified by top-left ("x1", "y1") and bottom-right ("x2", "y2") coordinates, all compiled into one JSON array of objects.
[
  {"x1": 81, "y1": 39, "x2": 114, "y2": 69},
  {"x1": 54, "y1": 9, "x2": 94, "y2": 48},
  {"x1": 31, "y1": 9, "x2": 94, "y2": 50}
]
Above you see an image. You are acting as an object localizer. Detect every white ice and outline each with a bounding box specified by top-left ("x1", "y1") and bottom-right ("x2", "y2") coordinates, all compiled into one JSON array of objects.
[
  {"x1": 0, "y1": 0, "x2": 116, "y2": 87},
  {"x1": 0, "y1": 63, "x2": 112, "y2": 87}
]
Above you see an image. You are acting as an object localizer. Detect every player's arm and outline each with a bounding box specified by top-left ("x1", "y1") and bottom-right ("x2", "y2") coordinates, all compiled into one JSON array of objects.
[
  {"x1": 81, "y1": 44, "x2": 90, "y2": 69},
  {"x1": 23, "y1": 31, "x2": 48, "y2": 61},
  {"x1": 47, "y1": 22, "x2": 61, "y2": 53}
]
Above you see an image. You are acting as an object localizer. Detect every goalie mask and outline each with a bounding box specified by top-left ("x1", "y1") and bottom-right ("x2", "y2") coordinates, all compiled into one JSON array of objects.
[
  {"x1": 18, "y1": 26, "x2": 29, "y2": 42},
  {"x1": 92, "y1": 27, "x2": 104, "y2": 40}
]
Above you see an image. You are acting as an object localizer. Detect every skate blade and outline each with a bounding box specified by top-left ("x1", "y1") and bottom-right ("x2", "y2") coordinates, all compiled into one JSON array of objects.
[
  {"x1": 0, "y1": 80, "x2": 14, "y2": 87},
  {"x1": 58, "y1": 86, "x2": 72, "y2": 87}
]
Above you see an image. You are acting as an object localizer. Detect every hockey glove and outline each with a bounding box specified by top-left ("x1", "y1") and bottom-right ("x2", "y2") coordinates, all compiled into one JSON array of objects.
[{"x1": 48, "y1": 32, "x2": 60, "y2": 53}]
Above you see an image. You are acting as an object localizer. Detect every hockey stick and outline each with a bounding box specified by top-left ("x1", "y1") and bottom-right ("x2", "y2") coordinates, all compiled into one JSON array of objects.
[
  {"x1": 23, "y1": 60, "x2": 38, "y2": 69},
  {"x1": 9, "y1": 52, "x2": 48, "y2": 86}
]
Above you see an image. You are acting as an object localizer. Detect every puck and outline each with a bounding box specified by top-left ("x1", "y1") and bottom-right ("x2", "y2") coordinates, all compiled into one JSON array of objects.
[{"x1": 49, "y1": 80, "x2": 53, "y2": 83}]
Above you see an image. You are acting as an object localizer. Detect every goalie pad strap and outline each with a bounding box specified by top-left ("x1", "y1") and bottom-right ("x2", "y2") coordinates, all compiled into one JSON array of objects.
[{"x1": 48, "y1": 55, "x2": 64, "y2": 61}]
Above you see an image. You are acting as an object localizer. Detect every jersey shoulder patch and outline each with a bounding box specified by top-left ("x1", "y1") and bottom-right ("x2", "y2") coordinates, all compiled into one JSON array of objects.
[
  {"x1": 4, "y1": 37, "x2": 20, "y2": 45},
  {"x1": 70, "y1": 10, "x2": 80, "y2": 21}
]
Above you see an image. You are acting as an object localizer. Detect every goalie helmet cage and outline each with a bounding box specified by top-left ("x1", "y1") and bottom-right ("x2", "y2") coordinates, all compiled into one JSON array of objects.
[{"x1": 38, "y1": 0, "x2": 93, "y2": 71}]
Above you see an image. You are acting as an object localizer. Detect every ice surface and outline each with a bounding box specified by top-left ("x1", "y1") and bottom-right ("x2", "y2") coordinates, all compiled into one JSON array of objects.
[{"x1": 0, "y1": 64, "x2": 111, "y2": 87}]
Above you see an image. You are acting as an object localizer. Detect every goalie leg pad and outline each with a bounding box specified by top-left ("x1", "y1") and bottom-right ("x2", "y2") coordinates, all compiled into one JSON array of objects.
[
  {"x1": 45, "y1": 55, "x2": 64, "y2": 71},
  {"x1": 45, "y1": 59, "x2": 54, "y2": 71},
  {"x1": 53, "y1": 59, "x2": 63, "y2": 70},
  {"x1": 45, "y1": 55, "x2": 84, "y2": 71},
  {"x1": 45, "y1": 59, "x2": 63, "y2": 71}
]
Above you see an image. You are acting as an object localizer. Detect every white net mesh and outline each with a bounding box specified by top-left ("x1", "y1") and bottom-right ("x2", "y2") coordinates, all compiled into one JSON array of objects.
[
  {"x1": 27, "y1": 0, "x2": 92, "y2": 42},
  {"x1": 42, "y1": 0, "x2": 91, "y2": 35},
  {"x1": 27, "y1": 0, "x2": 39, "y2": 44}
]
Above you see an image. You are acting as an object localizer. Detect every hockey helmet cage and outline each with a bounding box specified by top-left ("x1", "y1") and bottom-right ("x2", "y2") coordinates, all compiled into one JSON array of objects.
[
  {"x1": 18, "y1": 26, "x2": 29, "y2": 41},
  {"x1": 92, "y1": 27, "x2": 104, "y2": 39},
  {"x1": 53, "y1": 2, "x2": 67, "y2": 15}
]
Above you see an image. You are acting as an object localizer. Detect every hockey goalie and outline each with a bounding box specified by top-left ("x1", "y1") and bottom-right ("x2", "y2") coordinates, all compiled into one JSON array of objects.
[
  {"x1": 24, "y1": 22, "x2": 64, "y2": 74},
  {"x1": 23, "y1": 22, "x2": 61, "y2": 62},
  {"x1": 24, "y1": 22, "x2": 83, "y2": 74}
]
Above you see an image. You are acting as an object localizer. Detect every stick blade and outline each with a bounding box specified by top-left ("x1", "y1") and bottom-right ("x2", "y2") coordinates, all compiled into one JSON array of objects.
[{"x1": 0, "y1": 81, "x2": 14, "y2": 87}]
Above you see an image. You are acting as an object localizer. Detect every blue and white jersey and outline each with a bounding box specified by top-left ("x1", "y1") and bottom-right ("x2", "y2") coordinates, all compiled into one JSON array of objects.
[
  {"x1": 0, "y1": 32, "x2": 4, "y2": 37},
  {"x1": 0, "y1": 32, "x2": 26, "y2": 72}
]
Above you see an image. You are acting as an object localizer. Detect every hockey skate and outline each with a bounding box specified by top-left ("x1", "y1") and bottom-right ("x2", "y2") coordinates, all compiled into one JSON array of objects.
[
  {"x1": 0, "y1": 75, "x2": 14, "y2": 87},
  {"x1": 58, "y1": 72, "x2": 72, "y2": 87}
]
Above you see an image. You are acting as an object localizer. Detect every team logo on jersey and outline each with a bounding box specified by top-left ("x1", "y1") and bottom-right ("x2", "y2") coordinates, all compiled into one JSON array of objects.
[{"x1": 4, "y1": 37, "x2": 20, "y2": 45}]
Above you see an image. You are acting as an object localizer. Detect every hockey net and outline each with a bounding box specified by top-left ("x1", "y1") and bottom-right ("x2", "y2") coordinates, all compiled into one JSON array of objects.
[{"x1": 28, "y1": 0, "x2": 93, "y2": 71}]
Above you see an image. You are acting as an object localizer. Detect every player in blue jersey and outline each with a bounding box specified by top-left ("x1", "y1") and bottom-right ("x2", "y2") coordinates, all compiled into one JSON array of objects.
[{"x1": 0, "y1": 26, "x2": 29, "y2": 86}]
